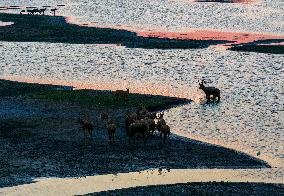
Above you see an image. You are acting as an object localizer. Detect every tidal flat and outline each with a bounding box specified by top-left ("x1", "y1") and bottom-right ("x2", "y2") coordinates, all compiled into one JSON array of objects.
[{"x1": 0, "y1": 79, "x2": 269, "y2": 190}]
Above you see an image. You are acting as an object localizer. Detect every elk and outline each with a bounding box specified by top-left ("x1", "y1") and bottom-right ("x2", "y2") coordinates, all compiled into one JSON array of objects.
[
  {"x1": 136, "y1": 105, "x2": 149, "y2": 119},
  {"x1": 100, "y1": 111, "x2": 109, "y2": 127},
  {"x1": 127, "y1": 119, "x2": 149, "y2": 145},
  {"x1": 159, "y1": 124, "x2": 171, "y2": 144},
  {"x1": 157, "y1": 112, "x2": 164, "y2": 120},
  {"x1": 114, "y1": 88, "x2": 129, "y2": 102},
  {"x1": 125, "y1": 112, "x2": 138, "y2": 131},
  {"x1": 78, "y1": 118, "x2": 94, "y2": 141},
  {"x1": 199, "y1": 80, "x2": 220, "y2": 102},
  {"x1": 38, "y1": 8, "x2": 46, "y2": 15},
  {"x1": 156, "y1": 117, "x2": 166, "y2": 136},
  {"x1": 146, "y1": 118, "x2": 156, "y2": 136},
  {"x1": 156, "y1": 112, "x2": 171, "y2": 143},
  {"x1": 106, "y1": 120, "x2": 116, "y2": 145}
]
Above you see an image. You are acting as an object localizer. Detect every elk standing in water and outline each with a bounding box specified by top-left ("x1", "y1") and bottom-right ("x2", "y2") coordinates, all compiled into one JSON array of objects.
[{"x1": 199, "y1": 80, "x2": 220, "y2": 102}]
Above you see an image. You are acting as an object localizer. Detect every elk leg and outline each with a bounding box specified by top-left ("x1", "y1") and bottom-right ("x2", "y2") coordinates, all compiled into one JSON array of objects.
[
  {"x1": 90, "y1": 130, "x2": 93, "y2": 141},
  {"x1": 89, "y1": 130, "x2": 92, "y2": 141},
  {"x1": 109, "y1": 133, "x2": 112, "y2": 145},
  {"x1": 206, "y1": 94, "x2": 210, "y2": 102},
  {"x1": 143, "y1": 133, "x2": 147, "y2": 144},
  {"x1": 163, "y1": 133, "x2": 167, "y2": 144},
  {"x1": 213, "y1": 95, "x2": 216, "y2": 102}
]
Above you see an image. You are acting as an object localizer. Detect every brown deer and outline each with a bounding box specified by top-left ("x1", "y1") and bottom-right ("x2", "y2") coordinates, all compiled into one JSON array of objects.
[
  {"x1": 114, "y1": 88, "x2": 129, "y2": 102},
  {"x1": 156, "y1": 112, "x2": 171, "y2": 143},
  {"x1": 106, "y1": 120, "x2": 116, "y2": 145},
  {"x1": 100, "y1": 111, "x2": 109, "y2": 127},
  {"x1": 159, "y1": 124, "x2": 171, "y2": 144},
  {"x1": 127, "y1": 119, "x2": 149, "y2": 145},
  {"x1": 199, "y1": 80, "x2": 220, "y2": 102},
  {"x1": 78, "y1": 119, "x2": 94, "y2": 141}
]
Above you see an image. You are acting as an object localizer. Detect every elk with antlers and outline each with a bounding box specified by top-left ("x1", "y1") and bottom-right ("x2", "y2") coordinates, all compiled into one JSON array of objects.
[{"x1": 199, "y1": 80, "x2": 220, "y2": 102}]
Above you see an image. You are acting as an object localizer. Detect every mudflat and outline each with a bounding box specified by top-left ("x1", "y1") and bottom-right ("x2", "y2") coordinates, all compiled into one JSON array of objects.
[{"x1": 0, "y1": 79, "x2": 269, "y2": 188}]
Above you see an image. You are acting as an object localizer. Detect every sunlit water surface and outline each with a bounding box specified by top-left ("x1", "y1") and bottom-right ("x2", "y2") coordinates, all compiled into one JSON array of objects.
[
  {"x1": 0, "y1": 0, "x2": 284, "y2": 185},
  {"x1": 0, "y1": 0, "x2": 283, "y2": 34},
  {"x1": 1, "y1": 42, "x2": 283, "y2": 167}
]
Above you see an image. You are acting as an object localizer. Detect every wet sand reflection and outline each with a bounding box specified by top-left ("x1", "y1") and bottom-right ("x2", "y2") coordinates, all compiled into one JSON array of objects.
[{"x1": 0, "y1": 168, "x2": 283, "y2": 195}]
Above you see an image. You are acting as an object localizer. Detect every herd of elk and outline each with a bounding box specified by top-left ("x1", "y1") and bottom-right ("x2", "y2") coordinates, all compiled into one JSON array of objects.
[
  {"x1": 77, "y1": 80, "x2": 220, "y2": 145},
  {"x1": 125, "y1": 107, "x2": 171, "y2": 144},
  {"x1": 78, "y1": 108, "x2": 171, "y2": 145}
]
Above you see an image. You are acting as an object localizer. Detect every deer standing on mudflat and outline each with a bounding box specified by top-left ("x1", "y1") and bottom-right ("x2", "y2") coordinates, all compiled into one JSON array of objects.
[
  {"x1": 78, "y1": 119, "x2": 94, "y2": 141},
  {"x1": 114, "y1": 88, "x2": 129, "y2": 102},
  {"x1": 106, "y1": 120, "x2": 116, "y2": 145}
]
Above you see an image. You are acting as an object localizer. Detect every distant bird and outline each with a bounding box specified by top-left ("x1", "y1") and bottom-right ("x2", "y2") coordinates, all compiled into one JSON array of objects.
[{"x1": 256, "y1": 151, "x2": 261, "y2": 156}]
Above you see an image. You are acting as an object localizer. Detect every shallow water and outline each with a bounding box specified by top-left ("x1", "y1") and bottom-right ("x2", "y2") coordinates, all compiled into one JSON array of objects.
[
  {"x1": 0, "y1": 21, "x2": 13, "y2": 26},
  {"x1": 0, "y1": 0, "x2": 283, "y2": 34},
  {"x1": 0, "y1": 168, "x2": 283, "y2": 195},
  {"x1": 1, "y1": 42, "x2": 283, "y2": 167},
  {"x1": 0, "y1": 0, "x2": 284, "y2": 183}
]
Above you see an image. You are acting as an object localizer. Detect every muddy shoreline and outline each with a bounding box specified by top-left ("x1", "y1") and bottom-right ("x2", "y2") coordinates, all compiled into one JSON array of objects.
[
  {"x1": 0, "y1": 13, "x2": 226, "y2": 49},
  {"x1": 0, "y1": 79, "x2": 270, "y2": 189},
  {"x1": 0, "y1": 13, "x2": 283, "y2": 53},
  {"x1": 86, "y1": 182, "x2": 284, "y2": 196},
  {"x1": 84, "y1": 182, "x2": 284, "y2": 195}
]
